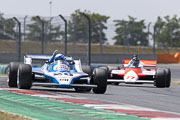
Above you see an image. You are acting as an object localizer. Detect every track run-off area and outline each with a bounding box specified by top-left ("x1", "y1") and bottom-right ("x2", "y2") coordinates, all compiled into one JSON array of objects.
[{"x1": 0, "y1": 64, "x2": 180, "y2": 120}]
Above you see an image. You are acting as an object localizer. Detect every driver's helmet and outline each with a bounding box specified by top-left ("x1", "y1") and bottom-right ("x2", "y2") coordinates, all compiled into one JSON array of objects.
[
  {"x1": 132, "y1": 54, "x2": 138, "y2": 60},
  {"x1": 54, "y1": 54, "x2": 69, "y2": 72},
  {"x1": 132, "y1": 55, "x2": 139, "y2": 67},
  {"x1": 55, "y1": 54, "x2": 65, "y2": 61}
]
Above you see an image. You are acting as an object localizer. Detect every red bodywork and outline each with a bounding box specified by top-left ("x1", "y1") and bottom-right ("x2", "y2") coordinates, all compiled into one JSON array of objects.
[
  {"x1": 123, "y1": 59, "x2": 156, "y2": 67},
  {"x1": 111, "y1": 59, "x2": 156, "y2": 80},
  {"x1": 117, "y1": 68, "x2": 146, "y2": 78}
]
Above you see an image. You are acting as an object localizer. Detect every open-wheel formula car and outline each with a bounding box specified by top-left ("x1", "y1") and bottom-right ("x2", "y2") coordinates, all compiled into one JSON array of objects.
[
  {"x1": 8, "y1": 50, "x2": 107, "y2": 94},
  {"x1": 107, "y1": 55, "x2": 171, "y2": 88}
]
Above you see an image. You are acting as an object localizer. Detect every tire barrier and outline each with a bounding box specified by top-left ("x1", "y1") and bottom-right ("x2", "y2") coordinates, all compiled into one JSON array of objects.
[
  {"x1": 174, "y1": 52, "x2": 180, "y2": 62},
  {"x1": 157, "y1": 52, "x2": 180, "y2": 63},
  {"x1": 0, "y1": 64, "x2": 8, "y2": 74}
]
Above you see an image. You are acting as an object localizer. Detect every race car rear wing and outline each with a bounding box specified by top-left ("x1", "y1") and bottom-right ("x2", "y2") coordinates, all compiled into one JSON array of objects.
[
  {"x1": 25, "y1": 55, "x2": 52, "y2": 60},
  {"x1": 25, "y1": 55, "x2": 74, "y2": 61},
  {"x1": 24, "y1": 54, "x2": 75, "y2": 65},
  {"x1": 123, "y1": 59, "x2": 157, "y2": 67},
  {"x1": 24, "y1": 55, "x2": 52, "y2": 65}
]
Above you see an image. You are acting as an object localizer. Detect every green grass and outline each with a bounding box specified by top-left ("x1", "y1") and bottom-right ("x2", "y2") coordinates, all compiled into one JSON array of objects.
[
  {"x1": 0, "y1": 111, "x2": 32, "y2": 120},
  {"x1": 0, "y1": 40, "x2": 180, "y2": 54}
]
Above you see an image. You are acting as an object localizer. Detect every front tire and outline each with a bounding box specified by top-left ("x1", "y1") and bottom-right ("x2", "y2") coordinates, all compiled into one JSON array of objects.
[
  {"x1": 165, "y1": 68, "x2": 171, "y2": 88},
  {"x1": 155, "y1": 68, "x2": 166, "y2": 88},
  {"x1": 8, "y1": 62, "x2": 20, "y2": 87},
  {"x1": 17, "y1": 64, "x2": 32, "y2": 89},
  {"x1": 92, "y1": 68, "x2": 107, "y2": 94}
]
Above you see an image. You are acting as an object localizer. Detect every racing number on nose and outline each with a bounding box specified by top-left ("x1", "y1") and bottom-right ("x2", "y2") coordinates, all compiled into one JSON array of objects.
[{"x1": 127, "y1": 76, "x2": 135, "y2": 79}]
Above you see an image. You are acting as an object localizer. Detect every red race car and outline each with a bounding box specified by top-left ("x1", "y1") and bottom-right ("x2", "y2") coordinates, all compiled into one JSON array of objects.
[{"x1": 108, "y1": 55, "x2": 171, "y2": 88}]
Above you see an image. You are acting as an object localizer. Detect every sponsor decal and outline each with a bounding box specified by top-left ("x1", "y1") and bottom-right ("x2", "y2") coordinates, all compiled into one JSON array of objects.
[{"x1": 124, "y1": 70, "x2": 138, "y2": 82}]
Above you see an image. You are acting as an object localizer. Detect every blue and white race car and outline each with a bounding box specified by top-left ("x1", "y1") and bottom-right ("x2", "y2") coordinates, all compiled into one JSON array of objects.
[{"x1": 8, "y1": 50, "x2": 107, "y2": 94}]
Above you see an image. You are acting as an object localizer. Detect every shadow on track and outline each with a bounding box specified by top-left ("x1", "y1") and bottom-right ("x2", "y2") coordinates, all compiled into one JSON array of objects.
[
  {"x1": 109, "y1": 84, "x2": 155, "y2": 88},
  {"x1": 31, "y1": 87, "x2": 96, "y2": 94}
]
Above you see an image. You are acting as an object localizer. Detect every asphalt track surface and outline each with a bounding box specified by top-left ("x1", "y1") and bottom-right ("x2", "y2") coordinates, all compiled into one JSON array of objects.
[{"x1": 0, "y1": 64, "x2": 180, "y2": 116}]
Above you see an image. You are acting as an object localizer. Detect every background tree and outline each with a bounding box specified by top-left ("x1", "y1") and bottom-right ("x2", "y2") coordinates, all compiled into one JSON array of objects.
[
  {"x1": 154, "y1": 15, "x2": 180, "y2": 47},
  {"x1": 113, "y1": 16, "x2": 149, "y2": 46},
  {"x1": 153, "y1": 17, "x2": 165, "y2": 47},
  {"x1": 0, "y1": 12, "x2": 16, "y2": 40},
  {"x1": 26, "y1": 16, "x2": 64, "y2": 41},
  {"x1": 45, "y1": 19, "x2": 64, "y2": 42},
  {"x1": 68, "y1": 9, "x2": 109, "y2": 43}
]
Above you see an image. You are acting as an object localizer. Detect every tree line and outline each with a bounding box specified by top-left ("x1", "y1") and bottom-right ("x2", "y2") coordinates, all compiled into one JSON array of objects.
[{"x1": 0, "y1": 10, "x2": 180, "y2": 47}]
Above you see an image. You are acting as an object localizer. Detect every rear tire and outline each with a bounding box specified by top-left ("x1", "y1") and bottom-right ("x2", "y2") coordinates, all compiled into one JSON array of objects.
[
  {"x1": 82, "y1": 65, "x2": 92, "y2": 75},
  {"x1": 155, "y1": 68, "x2": 166, "y2": 88},
  {"x1": 165, "y1": 68, "x2": 171, "y2": 88},
  {"x1": 99, "y1": 66, "x2": 108, "y2": 73},
  {"x1": 17, "y1": 64, "x2": 32, "y2": 89},
  {"x1": 92, "y1": 68, "x2": 107, "y2": 94},
  {"x1": 8, "y1": 62, "x2": 20, "y2": 87}
]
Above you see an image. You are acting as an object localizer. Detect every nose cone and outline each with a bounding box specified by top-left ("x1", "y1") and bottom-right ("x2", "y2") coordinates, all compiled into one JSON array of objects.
[{"x1": 124, "y1": 70, "x2": 138, "y2": 82}]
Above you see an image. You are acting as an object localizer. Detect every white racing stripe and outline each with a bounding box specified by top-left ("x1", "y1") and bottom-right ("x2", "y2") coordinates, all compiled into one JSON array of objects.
[
  {"x1": 2, "y1": 88, "x2": 180, "y2": 119},
  {"x1": 32, "y1": 94, "x2": 87, "y2": 99},
  {"x1": 152, "y1": 118, "x2": 180, "y2": 120},
  {"x1": 83, "y1": 104, "x2": 158, "y2": 111}
]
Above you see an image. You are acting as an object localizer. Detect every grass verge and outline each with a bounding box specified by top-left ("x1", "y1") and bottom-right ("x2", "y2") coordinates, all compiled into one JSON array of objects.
[
  {"x1": 0, "y1": 40, "x2": 180, "y2": 54},
  {"x1": 0, "y1": 111, "x2": 32, "y2": 120}
]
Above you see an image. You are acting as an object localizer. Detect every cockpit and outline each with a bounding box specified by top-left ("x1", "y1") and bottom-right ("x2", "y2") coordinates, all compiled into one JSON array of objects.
[
  {"x1": 128, "y1": 55, "x2": 140, "y2": 68},
  {"x1": 48, "y1": 60, "x2": 70, "y2": 72}
]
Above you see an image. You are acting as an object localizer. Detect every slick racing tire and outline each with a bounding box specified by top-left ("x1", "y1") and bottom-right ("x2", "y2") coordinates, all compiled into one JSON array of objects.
[
  {"x1": 99, "y1": 66, "x2": 108, "y2": 73},
  {"x1": 92, "y1": 68, "x2": 107, "y2": 94},
  {"x1": 8, "y1": 62, "x2": 20, "y2": 87},
  {"x1": 82, "y1": 65, "x2": 92, "y2": 75},
  {"x1": 17, "y1": 64, "x2": 32, "y2": 89},
  {"x1": 107, "y1": 66, "x2": 119, "y2": 79},
  {"x1": 164, "y1": 68, "x2": 171, "y2": 88},
  {"x1": 155, "y1": 68, "x2": 166, "y2": 88}
]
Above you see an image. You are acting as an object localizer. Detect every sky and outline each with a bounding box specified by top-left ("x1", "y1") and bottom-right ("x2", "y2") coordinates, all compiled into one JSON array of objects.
[
  {"x1": 1, "y1": 0, "x2": 180, "y2": 22},
  {"x1": 1, "y1": 0, "x2": 180, "y2": 45}
]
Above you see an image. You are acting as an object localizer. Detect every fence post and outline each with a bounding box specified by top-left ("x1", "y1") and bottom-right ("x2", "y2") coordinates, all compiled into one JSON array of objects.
[
  {"x1": 23, "y1": 15, "x2": 28, "y2": 41},
  {"x1": 59, "y1": 15, "x2": 67, "y2": 56},
  {"x1": 49, "y1": 17, "x2": 53, "y2": 42},
  {"x1": 127, "y1": 25, "x2": 130, "y2": 54},
  {"x1": 153, "y1": 26, "x2": 156, "y2": 54},
  {"x1": 148, "y1": 22, "x2": 151, "y2": 42},
  {"x1": 99, "y1": 30, "x2": 103, "y2": 54},
  {"x1": 81, "y1": 12, "x2": 91, "y2": 65},
  {"x1": 36, "y1": 16, "x2": 45, "y2": 54},
  {"x1": 13, "y1": 17, "x2": 21, "y2": 62}
]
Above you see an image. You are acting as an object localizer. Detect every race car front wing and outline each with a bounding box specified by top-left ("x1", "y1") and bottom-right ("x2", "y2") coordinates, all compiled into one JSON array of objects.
[
  {"x1": 32, "y1": 82, "x2": 97, "y2": 88},
  {"x1": 107, "y1": 79, "x2": 154, "y2": 84}
]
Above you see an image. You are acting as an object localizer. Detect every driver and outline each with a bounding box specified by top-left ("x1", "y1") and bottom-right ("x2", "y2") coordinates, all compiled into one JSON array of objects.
[
  {"x1": 49, "y1": 50, "x2": 60, "y2": 63},
  {"x1": 49, "y1": 50, "x2": 70, "y2": 72},
  {"x1": 128, "y1": 54, "x2": 140, "y2": 68}
]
